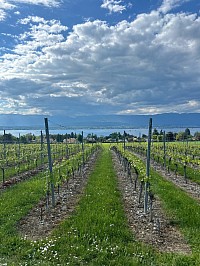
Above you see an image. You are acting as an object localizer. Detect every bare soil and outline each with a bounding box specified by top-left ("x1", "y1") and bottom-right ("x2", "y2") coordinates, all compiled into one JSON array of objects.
[
  {"x1": 136, "y1": 152, "x2": 200, "y2": 203},
  {"x1": 151, "y1": 160, "x2": 200, "y2": 202},
  {"x1": 17, "y1": 148, "x2": 192, "y2": 254},
  {"x1": 0, "y1": 165, "x2": 46, "y2": 191},
  {"x1": 17, "y1": 151, "x2": 100, "y2": 241},
  {"x1": 111, "y1": 150, "x2": 191, "y2": 254}
]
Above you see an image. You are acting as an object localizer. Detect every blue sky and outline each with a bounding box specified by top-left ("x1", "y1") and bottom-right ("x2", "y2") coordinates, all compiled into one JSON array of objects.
[{"x1": 0, "y1": 0, "x2": 200, "y2": 117}]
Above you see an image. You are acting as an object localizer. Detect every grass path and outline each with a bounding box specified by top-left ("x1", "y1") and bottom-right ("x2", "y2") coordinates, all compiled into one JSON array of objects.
[
  {"x1": 45, "y1": 146, "x2": 198, "y2": 265},
  {"x1": 50, "y1": 146, "x2": 140, "y2": 265}
]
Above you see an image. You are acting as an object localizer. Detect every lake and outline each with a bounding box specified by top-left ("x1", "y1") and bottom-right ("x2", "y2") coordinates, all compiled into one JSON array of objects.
[{"x1": 1, "y1": 127, "x2": 200, "y2": 137}]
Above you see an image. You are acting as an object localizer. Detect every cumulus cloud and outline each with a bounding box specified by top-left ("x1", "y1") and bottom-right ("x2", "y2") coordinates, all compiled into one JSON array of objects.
[
  {"x1": 0, "y1": 0, "x2": 61, "y2": 21},
  {"x1": 158, "y1": 0, "x2": 194, "y2": 14},
  {"x1": 0, "y1": 11, "x2": 200, "y2": 115},
  {"x1": 101, "y1": 0, "x2": 127, "y2": 13},
  {"x1": 1, "y1": 16, "x2": 68, "y2": 68}
]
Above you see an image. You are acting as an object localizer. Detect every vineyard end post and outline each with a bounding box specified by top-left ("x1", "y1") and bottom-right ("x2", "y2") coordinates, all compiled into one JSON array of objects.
[
  {"x1": 144, "y1": 118, "x2": 152, "y2": 214},
  {"x1": 44, "y1": 118, "x2": 55, "y2": 207}
]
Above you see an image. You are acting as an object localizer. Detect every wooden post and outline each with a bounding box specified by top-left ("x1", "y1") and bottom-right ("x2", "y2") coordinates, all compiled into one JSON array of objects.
[
  {"x1": 163, "y1": 131, "x2": 166, "y2": 169},
  {"x1": 144, "y1": 118, "x2": 152, "y2": 214},
  {"x1": 66, "y1": 142, "x2": 69, "y2": 158},
  {"x1": 138, "y1": 180, "x2": 144, "y2": 204},
  {"x1": 184, "y1": 163, "x2": 187, "y2": 183},
  {"x1": 82, "y1": 131, "x2": 84, "y2": 165},
  {"x1": 44, "y1": 118, "x2": 55, "y2": 207},
  {"x1": 123, "y1": 131, "x2": 126, "y2": 151},
  {"x1": 2, "y1": 168, "x2": 5, "y2": 184},
  {"x1": 40, "y1": 130, "x2": 43, "y2": 165},
  {"x1": 3, "y1": 130, "x2": 6, "y2": 161},
  {"x1": 18, "y1": 133, "x2": 21, "y2": 159},
  {"x1": 17, "y1": 133, "x2": 21, "y2": 175}
]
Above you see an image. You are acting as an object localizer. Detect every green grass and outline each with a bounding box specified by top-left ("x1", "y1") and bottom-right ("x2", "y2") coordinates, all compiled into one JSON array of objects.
[
  {"x1": 152, "y1": 155, "x2": 200, "y2": 185},
  {"x1": 0, "y1": 172, "x2": 46, "y2": 261},
  {"x1": 50, "y1": 147, "x2": 139, "y2": 265},
  {"x1": 151, "y1": 169, "x2": 200, "y2": 253},
  {"x1": 127, "y1": 142, "x2": 200, "y2": 184},
  {"x1": 1, "y1": 145, "x2": 200, "y2": 265}
]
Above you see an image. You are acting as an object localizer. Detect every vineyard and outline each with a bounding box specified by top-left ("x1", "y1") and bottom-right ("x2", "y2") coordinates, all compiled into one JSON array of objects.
[{"x1": 0, "y1": 126, "x2": 200, "y2": 265}]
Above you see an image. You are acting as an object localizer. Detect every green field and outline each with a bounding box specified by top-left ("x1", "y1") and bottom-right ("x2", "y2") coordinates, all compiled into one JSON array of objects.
[{"x1": 0, "y1": 142, "x2": 200, "y2": 265}]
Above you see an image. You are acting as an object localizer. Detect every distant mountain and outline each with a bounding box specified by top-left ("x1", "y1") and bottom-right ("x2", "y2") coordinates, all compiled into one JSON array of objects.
[{"x1": 0, "y1": 113, "x2": 199, "y2": 129}]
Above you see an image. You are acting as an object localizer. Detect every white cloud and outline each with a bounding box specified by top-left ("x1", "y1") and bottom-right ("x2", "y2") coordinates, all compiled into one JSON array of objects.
[
  {"x1": 118, "y1": 100, "x2": 200, "y2": 115},
  {"x1": 0, "y1": 0, "x2": 15, "y2": 20},
  {"x1": 14, "y1": 10, "x2": 20, "y2": 15},
  {"x1": 101, "y1": 0, "x2": 126, "y2": 13},
  {"x1": 15, "y1": 16, "x2": 68, "y2": 54},
  {"x1": 20, "y1": 16, "x2": 46, "y2": 24},
  {"x1": 0, "y1": 9, "x2": 7, "y2": 20},
  {"x1": 0, "y1": 11, "x2": 200, "y2": 115},
  {"x1": 10, "y1": 0, "x2": 60, "y2": 7},
  {"x1": 159, "y1": 0, "x2": 194, "y2": 14},
  {"x1": 0, "y1": 1, "x2": 15, "y2": 9},
  {"x1": 0, "y1": 0, "x2": 61, "y2": 21}
]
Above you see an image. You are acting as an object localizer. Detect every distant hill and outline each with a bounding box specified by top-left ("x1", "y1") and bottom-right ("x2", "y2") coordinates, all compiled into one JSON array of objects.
[{"x1": 0, "y1": 113, "x2": 199, "y2": 129}]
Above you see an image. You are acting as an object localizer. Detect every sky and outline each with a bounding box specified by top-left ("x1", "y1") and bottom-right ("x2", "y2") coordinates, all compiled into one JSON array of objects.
[{"x1": 0, "y1": 0, "x2": 200, "y2": 117}]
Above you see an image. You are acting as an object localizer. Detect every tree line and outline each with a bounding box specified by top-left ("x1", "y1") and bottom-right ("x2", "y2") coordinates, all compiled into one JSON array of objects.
[{"x1": 0, "y1": 128, "x2": 200, "y2": 144}]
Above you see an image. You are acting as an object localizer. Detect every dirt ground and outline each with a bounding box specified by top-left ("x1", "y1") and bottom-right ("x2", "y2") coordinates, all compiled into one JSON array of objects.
[
  {"x1": 151, "y1": 160, "x2": 200, "y2": 202},
  {"x1": 111, "y1": 150, "x2": 191, "y2": 254},
  {"x1": 0, "y1": 165, "x2": 46, "y2": 190},
  {"x1": 133, "y1": 151, "x2": 200, "y2": 202},
  {"x1": 17, "y1": 151, "x2": 100, "y2": 240},
  {"x1": 16, "y1": 148, "x2": 192, "y2": 254}
]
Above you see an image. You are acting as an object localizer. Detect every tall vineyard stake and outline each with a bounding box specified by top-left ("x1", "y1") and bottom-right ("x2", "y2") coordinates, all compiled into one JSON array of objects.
[
  {"x1": 18, "y1": 133, "x2": 21, "y2": 173},
  {"x1": 66, "y1": 140, "x2": 68, "y2": 158},
  {"x1": 3, "y1": 130, "x2": 6, "y2": 161},
  {"x1": 82, "y1": 131, "x2": 85, "y2": 165},
  {"x1": 144, "y1": 118, "x2": 152, "y2": 214},
  {"x1": 123, "y1": 131, "x2": 126, "y2": 151},
  {"x1": 163, "y1": 131, "x2": 166, "y2": 169},
  {"x1": 40, "y1": 130, "x2": 43, "y2": 165},
  {"x1": 44, "y1": 118, "x2": 55, "y2": 207},
  {"x1": 18, "y1": 133, "x2": 21, "y2": 159}
]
